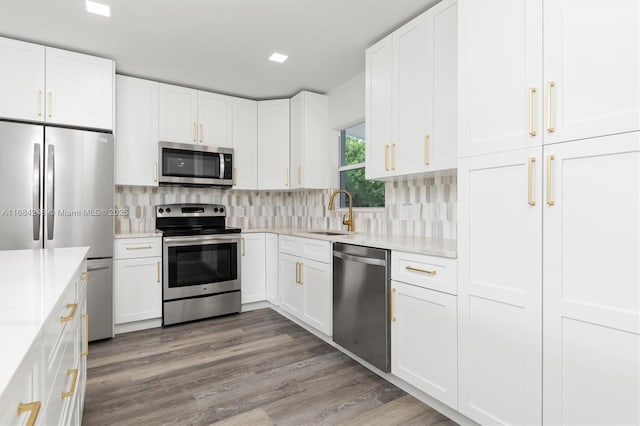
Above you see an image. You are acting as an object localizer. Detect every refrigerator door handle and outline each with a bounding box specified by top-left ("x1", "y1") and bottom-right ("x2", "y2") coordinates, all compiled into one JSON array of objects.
[
  {"x1": 33, "y1": 143, "x2": 41, "y2": 240},
  {"x1": 47, "y1": 144, "x2": 55, "y2": 240}
]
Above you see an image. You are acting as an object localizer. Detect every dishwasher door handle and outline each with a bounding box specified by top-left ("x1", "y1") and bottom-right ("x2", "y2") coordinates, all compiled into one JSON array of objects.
[{"x1": 333, "y1": 251, "x2": 387, "y2": 266}]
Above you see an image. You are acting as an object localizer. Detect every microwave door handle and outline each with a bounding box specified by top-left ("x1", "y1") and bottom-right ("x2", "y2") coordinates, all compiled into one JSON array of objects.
[{"x1": 219, "y1": 154, "x2": 225, "y2": 180}]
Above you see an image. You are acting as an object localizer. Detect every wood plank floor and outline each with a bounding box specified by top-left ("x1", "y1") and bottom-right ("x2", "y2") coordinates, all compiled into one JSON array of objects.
[{"x1": 83, "y1": 308, "x2": 456, "y2": 426}]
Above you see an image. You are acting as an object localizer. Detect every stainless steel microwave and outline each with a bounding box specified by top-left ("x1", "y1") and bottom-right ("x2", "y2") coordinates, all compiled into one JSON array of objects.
[{"x1": 158, "y1": 141, "x2": 233, "y2": 187}]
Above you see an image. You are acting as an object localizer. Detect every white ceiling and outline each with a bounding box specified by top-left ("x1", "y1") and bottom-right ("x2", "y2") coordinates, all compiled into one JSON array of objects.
[{"x1": 0, "y1": 0, "x2": 438, "y2": 99}]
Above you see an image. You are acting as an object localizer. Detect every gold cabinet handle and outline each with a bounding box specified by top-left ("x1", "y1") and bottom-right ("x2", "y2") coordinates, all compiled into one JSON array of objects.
[
  {"x1": 154, "y1": 161, "x2": 158, "y2": 182},
  {"x1": 405, "y1": 265, "x2": 437, "y2": 276},
  {"x1": 193, "y1": 122, "x2": 197, "y2": 142},
  {"x1": 157, "y1": 261, "x2": 160, "y2": 283},
  {"x1": 59, "y1": 303, "x2": 78, "y2": 323},
  {"x1": 529, "y1": 87, "x2": 537, "y2": 137},
  {"x1": 81, "y1": 271, "x2": 89, "y2": 281},
  {"x1": 390, "y1": 288, "x2": 396, "y2": 322},
  {"x1": 126, "y1": 245, "x2": 152, "y2": 250},
  {"x1": 391, "y1": 143, "x2": 396, "y2": 170},
  {"x1": 47, "y1": 91, "x2": 53, "y2": 118},
  {"x1": 199, "y1": 123, "x2": 203, "y2": 142},
  {"x1": 241, "y1": 237, "x2": 246, "y2": 256},
  {"x1": 384, "y1": 145, "x2": 389, "y2": 171},
  {"x1": 38, "y1": 90, "x2": 43, "y2": 117},
  {"x1": 424, "y1": 135, "x2": 430, "y2": 165},
  {"x1": 546, "y1": 155, "x2": 555, "y2": 206},
  {"x1": 528, "y1": 157, "x2": 536, "y2": 206},
  {"x1": 61, "y1": 368, "x2": 79, "y2": 399},
  {"x1": 546, "y1": 82, "x2": 555, "y2": 133},
  {"x1": 298, "y1": 262, "x2": 303, "y2": 285},
  {"x1": 17, "y1": 401, "x2": 40, "y2": 426},
  {"x1": 297, "y1": 166, "x2": 302, "y2": 185},
  {"x1": 295, "y1": 262, "x2": 300, "y2": 284},
  {"x1": 81, "y1": 314, "x2": 89, "y2": 357}
]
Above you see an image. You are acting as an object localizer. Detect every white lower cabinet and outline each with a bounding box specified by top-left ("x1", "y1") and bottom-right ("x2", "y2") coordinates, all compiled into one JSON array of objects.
[
  {"x1": 265, "y1": 234, "x2": 279, "y2": 306},
  {"x1": 0, "y1": 351, "x2": 39, "y2": 426},
  {"x1": 391, "y1": 281, "x2": 457, "y2": 409},
  {"x1": 279, "y1": 236, "x2": 332, "y2": 335},
  {"x1": 114, "y1": 237, "x2": 162, "y2": 329},
  {"x1": 241, "y1": 233, "x2": 266, "y2": 304}
]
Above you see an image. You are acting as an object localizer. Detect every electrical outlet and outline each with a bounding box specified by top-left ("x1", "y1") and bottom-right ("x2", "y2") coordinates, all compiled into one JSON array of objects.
[{"x1": 400, "y1": 203, "x2": 416, "y2": 220}]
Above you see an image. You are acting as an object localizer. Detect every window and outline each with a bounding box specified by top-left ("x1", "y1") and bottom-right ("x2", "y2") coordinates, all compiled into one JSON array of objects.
[{"x1": 338, "y1": 123, "x2": 385, "y2": 208}]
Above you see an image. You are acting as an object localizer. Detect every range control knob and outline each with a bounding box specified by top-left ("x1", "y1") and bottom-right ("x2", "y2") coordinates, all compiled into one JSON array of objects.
[
  {"x1": 166, "y1": 208, "x2": 171, "y2": 213},
  {"x1": 158, "y1": 208, "x2": 164, "y2": 214},
  {"x1": 219, "y1": 207, "x2": 224, "y2": 213},
  {"x1": 213, "y1": 207, "x2": 219, "y2": 213}
]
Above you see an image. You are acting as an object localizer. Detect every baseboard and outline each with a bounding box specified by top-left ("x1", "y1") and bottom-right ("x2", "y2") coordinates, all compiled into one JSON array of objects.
[
  {"x1": 114, "y1": 318, "x2": 162, "y2": 334},
  {"x1": 264, "y1": 303, "x2": 478, "y2": 426},
  {"x1": 241, "y1": 300, "x2": 271, "y2": 312}
]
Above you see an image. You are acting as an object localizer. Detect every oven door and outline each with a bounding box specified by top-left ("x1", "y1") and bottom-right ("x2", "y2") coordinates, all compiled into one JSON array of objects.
[
  {"x1": 158, "y1": 141, "x2": 233, "y2": 186},
  {"x1": 163, "y1": 234, "x2": 241, "y2": 301}
]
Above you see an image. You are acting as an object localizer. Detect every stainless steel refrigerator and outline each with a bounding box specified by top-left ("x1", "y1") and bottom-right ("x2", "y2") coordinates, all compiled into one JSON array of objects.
[{"x1": 0, "y1": 120, "x2": 114, "y2": 341}]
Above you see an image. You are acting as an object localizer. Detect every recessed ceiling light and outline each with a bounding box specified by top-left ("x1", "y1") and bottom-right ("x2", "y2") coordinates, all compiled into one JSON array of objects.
[
  {"x1": 269, "y1": 53, "x2": 288, "y2": 63},
  {"x1": 86, "y1": 0, "x2": 110, "y2": 17}
]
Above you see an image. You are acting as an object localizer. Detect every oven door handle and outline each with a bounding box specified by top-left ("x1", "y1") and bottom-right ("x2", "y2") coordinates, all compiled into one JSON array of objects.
[{"x1": 163, "y1": 235, "x2": 241, "y2": 245}]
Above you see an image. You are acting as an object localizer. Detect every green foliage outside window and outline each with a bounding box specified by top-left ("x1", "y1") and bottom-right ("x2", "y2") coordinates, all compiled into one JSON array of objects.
[{"x1": 340, "y1": 133, "x2": 385, "y2": 208}]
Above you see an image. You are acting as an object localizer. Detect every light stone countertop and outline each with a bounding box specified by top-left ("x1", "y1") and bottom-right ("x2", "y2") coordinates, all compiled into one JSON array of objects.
[
  {"x1": 113, "y1": 232, "x2": 163, "y2": 239},
  {"x1": 0, "y1": 247, "x2": 89, "y2": 395},
  {"x1": 241, "y1": 227, "x2": 457, "y2": 258}
]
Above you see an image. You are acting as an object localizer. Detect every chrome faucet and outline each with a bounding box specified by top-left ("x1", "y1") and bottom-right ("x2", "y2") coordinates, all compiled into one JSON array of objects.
[{"x1": 328, "y1": 189, "x2": 354, "y2": 232}]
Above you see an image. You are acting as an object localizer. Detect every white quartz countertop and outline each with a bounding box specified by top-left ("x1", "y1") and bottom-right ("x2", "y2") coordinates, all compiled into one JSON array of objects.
[
  {"x1": 241, "y1": 228, "x2": 457, "y2": 258},
  {"x1": 0, "y1": 247, "x2": 89, "y2": 395},
  {"x1": 113, "y1": 232, "x2": 162, "y2": 239}
]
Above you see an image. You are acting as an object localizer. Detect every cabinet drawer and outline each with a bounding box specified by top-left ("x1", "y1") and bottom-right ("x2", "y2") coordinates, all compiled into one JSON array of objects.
[
  {"x1": 44, "y1": 325, "x2": 79, "y2": 426},
  {"x1": 114, "y1": 237, "x2": 162, "y2": 259},
  {"x1": 279, "y1": 235, "x2": 331, "y2": 263},
  {"x1": 392, "y1": 251, "x2": 457, "y2": 295}
]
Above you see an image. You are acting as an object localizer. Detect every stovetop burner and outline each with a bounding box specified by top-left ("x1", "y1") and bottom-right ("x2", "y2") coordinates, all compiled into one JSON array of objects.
[{"x1": 155, "y1": 203, "x2": 240, "y2": 236}]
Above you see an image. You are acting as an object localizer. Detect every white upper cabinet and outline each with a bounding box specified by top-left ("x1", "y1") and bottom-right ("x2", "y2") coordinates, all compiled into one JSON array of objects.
[
  {"x1": 257, "y1": 99, "x2": 290, "y2": 190},
  {"x1": 45, "y1": 47, "x2": 114, "y2": 130},
  {"x1": 115, "y1": 75, "x2": 159, "y2": 187},
  {"x1": 542, "y1": 133, "x2": 640, "y2": 426},
  {"x1": 197, "y1": 91, "x2": 233, "y2": 147},
  {"x1": 232, "y1": 98, "x2": 258, "y2": 189},
  {"x1": 458, "y1": 147, "x2": 543, "y2": 425},
  {"x1": 158, "y1": 83, "x2": 198, "y2": 144},
  {"x1": 366, "y1": 0, "x2": 458, "y2": 179},
  {"x1": 543, "y1": 0, "x2": 640, "y2": 144},
  {"x1": 0, "y1": 37, "x2": 114, "y2": 129},
  {"x1": 289, "y1": 91, "x2": 330, "y2": 189},
  {"x1": 458, "y1": 0, "x2": 542, "y2": 158},
  {"x1": 0, "y1": 37, "x2": 45, "y2": 122}
]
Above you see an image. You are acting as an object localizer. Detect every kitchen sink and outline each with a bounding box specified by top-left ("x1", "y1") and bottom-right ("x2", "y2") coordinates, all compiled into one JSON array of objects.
[{"x1": 306, "y1": 230, "x2": 350, "y2": 236}]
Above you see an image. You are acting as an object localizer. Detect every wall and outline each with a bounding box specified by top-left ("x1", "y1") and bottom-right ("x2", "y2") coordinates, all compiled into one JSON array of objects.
[{"x1": 115, "y1": 174, "x2": 456, "y2": 239}]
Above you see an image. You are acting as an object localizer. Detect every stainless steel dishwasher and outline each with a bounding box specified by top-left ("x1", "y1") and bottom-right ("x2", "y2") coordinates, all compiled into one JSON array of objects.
[{"x1": 333, "y1": 243, "x2": 391, "y2": 372}]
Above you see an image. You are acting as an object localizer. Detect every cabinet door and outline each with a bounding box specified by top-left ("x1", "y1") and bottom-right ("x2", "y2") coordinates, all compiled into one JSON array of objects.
[
  {"x1": 543, "y1": 133, "x2": 640, "y2": 425},
  {"x1": 0, "y1": 37, "x2": 45, "y2": 122},
  {"x1": 544, "y1": 0, "x2": 640, "y2": 145},
  {"x1": 257, "y1": 99, "x2": 290, "y2": 190},
  {"x1": 289, "y1": 92, "x2": 304, "y2": 190},
  {"x1": 115, "y1": 75, "x2": 159, "y2": 186},
  {"x1": 365, "y1": 34, "x2": 393, "y2": 180},
  {"x1": 158, "y1": 83, "x2": 198, "y2": 144},
  {"x1": 301, "y1": 92, "x2": 329, "y2": 189},
  {"x1": 458, "y1": 0, "x2": 542, "y2": 157},
  {"x1": 232, "y1": 98, "x2": 258, "y2": 189},
  {"x1": 114, "y1": 257, "x2": 162, "y2": 324},
  {"x1": 279, "y1": 253, "x2": 303, "y2": 317},
  {"x1": 198, "y1": 91, "x2": 233, "y2": 147},
  {"x1": 429, "y1": 0, "x2": 458, "y2": 171},
  {"x1": 458, "y1": 147, "x2": 542, "y2": 425},
  {"x1": 393, "y1": 14, "x2": 430, "y2": 175},
  {"x1": 45, "y1": 47, "x2": 113, "y2": 130},
  {"x1": 0, "y1": 352, "x2": 39, "y2": 426},
  {"x1": 301, "y1": 258, "x2": 332, "y2": 335},
  {"x1": 241, "y1": 233, "x2": 266, "y2": 304},
  {"x1": 391, "y1": 281, "x2": 457, "y2": 409},
  {"x1": 265, "y1": 233, "x2": 279, "y2": 305}
]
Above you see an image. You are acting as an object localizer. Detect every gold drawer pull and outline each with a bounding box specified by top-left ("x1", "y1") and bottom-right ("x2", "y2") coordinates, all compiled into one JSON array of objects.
[
  {"x1": 17, "y1": 401, "x2": 40, "y2": 426},
  {"x1": 81, "y1": 271, "x2": 89, "y2": 281},
  {"x1": 61, "y1": 368, "x2": 79, "y2": 399},
  {"x1": 59, "y1": 303, "x2": 78, "y2": 323},
  {"x1": 81, "y1": 314, "x2": 89, "y2": 357},
  {"x1": 405, "y1": 265, "x2": 437, "y2": 276},
  {"x1": 126, "y1": 245, "x2": 152, "y2": 250}
]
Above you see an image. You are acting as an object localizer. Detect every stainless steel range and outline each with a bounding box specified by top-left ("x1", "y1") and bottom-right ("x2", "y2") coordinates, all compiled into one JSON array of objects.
[{"x1": 156, "y1": 204, "x2": 241, "y2": 325}]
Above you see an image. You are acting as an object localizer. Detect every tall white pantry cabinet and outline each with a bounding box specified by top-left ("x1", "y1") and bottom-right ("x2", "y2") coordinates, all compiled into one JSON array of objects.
[{"x1": 457, "y1": 1, "x2": 640, "y2": 425}]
